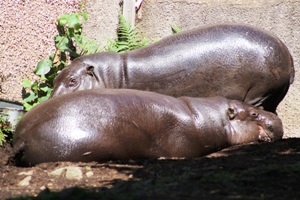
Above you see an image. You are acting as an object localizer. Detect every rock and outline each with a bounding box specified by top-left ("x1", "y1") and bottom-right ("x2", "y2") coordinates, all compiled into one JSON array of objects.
[
  {"x1": 40, "y1": 185, "x2": 46, "y2": 190},
  {"x1": 49, "y1": 167, "x2": 65, "y2": 177},
  {"x1": 86, "y1": 171, "x2": 94, "y2": 178},
  {"x1": 18, "y1": 176, "x2": 31, "y2": 186},
  {"x1": 49, "y1": 166, "x2": 83, "y2": 180},
  {"x1": 65, "y1": 167, "x2": 83, "y2": 180},
  {"x1": 18, "y1": 170, "x2": 33, "y2": 176}
]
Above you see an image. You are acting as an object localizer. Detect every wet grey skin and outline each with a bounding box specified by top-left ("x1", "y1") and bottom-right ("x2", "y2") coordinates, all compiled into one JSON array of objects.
[
  {"x1": 13, "y1": 89, "x2": 283, "y2": 166},
  {"x1": 50, "y1": 23, "x2": 294, "y2": 114}
]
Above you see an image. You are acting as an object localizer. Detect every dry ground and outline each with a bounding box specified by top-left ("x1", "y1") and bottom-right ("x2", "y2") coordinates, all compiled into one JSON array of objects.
[{"x1": 1, "y1": 138, "x2": 300, "y2": 199}]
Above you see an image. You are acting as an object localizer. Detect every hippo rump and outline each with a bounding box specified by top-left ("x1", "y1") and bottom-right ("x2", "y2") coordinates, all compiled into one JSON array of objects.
[
  {"x1": 50, "y1": 23, "x2": 294, "y2": 113},
  {"x1": 13, "y1": 89, "x2": 283, "y2": 166}
]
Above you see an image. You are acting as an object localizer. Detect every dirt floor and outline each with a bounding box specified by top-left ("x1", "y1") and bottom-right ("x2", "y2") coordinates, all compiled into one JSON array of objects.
[{"x1": 0, "y1": 138, "x2": 300, "y2": 200}]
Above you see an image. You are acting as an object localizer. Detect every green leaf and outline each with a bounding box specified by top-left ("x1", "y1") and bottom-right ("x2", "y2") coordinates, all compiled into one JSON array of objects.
[
  {"x1": 66, "y1": 28, "x2": 75, "y2": 38},
  {"x1": 107, "y1": 14, "x2": 147, "y2": 53},
  {"x1": 116, "y1": 45, "x2": 129, "y2": 52},
  {"x1": 78, "y1": 36, "x2": 102, "y2": 55},
  {"x1": 116, "y1": 41, "x2": 130, "y2": 45},
  {"x1": 23, "y1": 92, "x2": 38, "y2": 103},
  {"x1": 172, "y1": 24, "x2": 181, "y2": 34},
  {"x1": 36, "y1": 60, "x2": 52, "y2": 75},
  {"x1": 22, "y1": 79, "x2": 32, "y2": 88},
  {"x1": 40, "y1": 87, "x2": 52, "y2": 103},
  {"x1": 0, "y1": 131, "x2": 7, "y2": 146},
  {"x1": 152, "y1": 38, "x2": 161, "y2": 42},
  {"x1": 69, "y1": 51, "x2": 81, "y2": 58},
  {"x1": 57, "y1": 14, "x2": 69, "y2": 26},
  {"x1": 74, "y1": 23, "x2": 82, "y2": 32},
  {"x1": 55, "y1": 36, "x2": 72, "y2": 52},
  {"x1": 82, "y1": 12, "x2": 88, "y2": 21},
  {"x1": 47, "y1": 73, "x2": 57, "y2": 81},
  {"x1": 39, "y1": 96, "x2": 49, "y2": 103},
  {"x1": 40, "y1": 75, "x2": 47, "y2": 81},
  {"x1": 55, "y1": 35, "x2": 65, "y2": 43},
  {"x1": 47, "y1": 88, "x2": 53, "y2": 95},
  {"x1": 22, "y1": 102, "x2": 32, "y2": 111},
  {"x1": 72, "y1": 33, "x2": 83, "y2": 45},
  {"x1": 68, "y1": 13, "x2": 81, "y2": 28},
  {"x1": 49, "y1": 53, "x2": 55, "y2": 61},
  {"x1": 23, "y1": 102, "x2": 38, "y2": 111},
  {"x1": 141, "y1": 38, "x2": 149, "y2": 46},
  {"x1": 31, "y1": 81, "x2": 39, "y2": 93},
  {"x1": 40, "y1": 84, "x2": 50, "y2": 93}
]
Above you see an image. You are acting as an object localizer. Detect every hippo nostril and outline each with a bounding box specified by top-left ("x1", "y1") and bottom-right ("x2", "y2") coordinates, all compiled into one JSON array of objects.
[
  {"x1": 258, "y1": 126, "x2": 272, "y2": 142},
  {"x1": 259, "y1": 134, "x2": 272, "y2": 142},
  {"x1": 250, "y1": 111, "x2": 258, "y2": 118},
  {"x1": 268, "y1": 124, "x2": 274, "y2": 133},
  {"x1": 259, "y1": 122, "x2": 280, "y2": 141}
]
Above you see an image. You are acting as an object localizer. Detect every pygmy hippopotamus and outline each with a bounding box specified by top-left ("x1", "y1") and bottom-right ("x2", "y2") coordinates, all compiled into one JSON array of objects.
[
  {"x1": 13, "y1": 89, "x2": 283, "y2": 166},
  {"x1": 49, "y1": 23, "x2": 294, "y2": 114}
]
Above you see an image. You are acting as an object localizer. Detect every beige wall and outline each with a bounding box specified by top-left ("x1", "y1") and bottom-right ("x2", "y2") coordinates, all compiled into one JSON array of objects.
[
  {"x1": 81, "y1": 0, "x2": 121, "y2": 47},
  {"x1": 0, "y1": 0, "x2": 81, "y2": 101},
  {"x1": 1, "y1": 0, "x2": 299, "y2": 137},
  {"x1": 138, "y1": 0, "x2": 300, "y2": 138}
]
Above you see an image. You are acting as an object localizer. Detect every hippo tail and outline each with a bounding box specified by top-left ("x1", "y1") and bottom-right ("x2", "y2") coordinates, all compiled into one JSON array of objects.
[{"x1": 11, "y1": 140, "x2": 25, "y2": 166}]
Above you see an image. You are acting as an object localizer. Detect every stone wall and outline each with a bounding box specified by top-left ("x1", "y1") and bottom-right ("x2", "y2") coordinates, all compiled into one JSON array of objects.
[
  {"x1": 0, "y1": 0, "x2": 81, "y2": 101},
  {"x1": 1, "y1": 0, "x2": 299, "y2": 137}
]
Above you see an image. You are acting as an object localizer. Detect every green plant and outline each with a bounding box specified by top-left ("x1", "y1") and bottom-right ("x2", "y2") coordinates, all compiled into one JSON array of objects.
[
  {"x1": 0, "y1": 114, "x2": 12, "y2": 146},
  {"x1": 22, "y1": 11, "x2": 102, "y2": 111},
  {"x1": 22, "y1": 13, "x2": 148, "y2": 111},
  {"x1": 106, "y1": 14, "x2": 148, "y2": 53},
  {"x1": 171, "y1": 24, "x2": 181, "y2": 34}
]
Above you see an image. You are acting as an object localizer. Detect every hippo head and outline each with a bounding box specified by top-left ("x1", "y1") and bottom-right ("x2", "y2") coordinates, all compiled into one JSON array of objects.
[
  {"x1": 50, "y1": 52, "x2": 122, "y2": 98},
  {"x1": 50, "y1": 61, "x2": 99, "y2": 98},
  {"x1": 226, "y1": 100, "x2": 283, "y2": 145}
]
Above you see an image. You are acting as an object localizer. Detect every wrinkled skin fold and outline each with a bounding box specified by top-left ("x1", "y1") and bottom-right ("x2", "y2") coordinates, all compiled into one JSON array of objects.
[
  {"x1": 13, "y1": 89, "x2": 283, "y2": 166},
  {"x1": 50, "y1": 23, "x2": 294, "y2": 114}
]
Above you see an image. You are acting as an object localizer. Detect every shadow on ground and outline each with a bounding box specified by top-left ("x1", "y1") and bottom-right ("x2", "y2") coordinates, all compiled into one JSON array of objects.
[{"x1": 3, "y1": 138, "x2": 300, "y2": 200}]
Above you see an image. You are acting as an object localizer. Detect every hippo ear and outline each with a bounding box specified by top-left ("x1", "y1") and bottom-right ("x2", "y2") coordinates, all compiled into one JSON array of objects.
[
  {"x1": 86, "y1": 66, "x2": 95, "y2": 76},
  {"x1": 86, "y1": 65, "x2": 99, "y2": 81},
  {"x1": 227, "y1": 107, "x2": 236, "y2": 120}
]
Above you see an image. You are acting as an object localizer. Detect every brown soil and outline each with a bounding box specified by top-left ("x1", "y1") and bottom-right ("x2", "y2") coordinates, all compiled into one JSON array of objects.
[{"x1": 1, "y1": 138, "x2": 300, "y2": 200}]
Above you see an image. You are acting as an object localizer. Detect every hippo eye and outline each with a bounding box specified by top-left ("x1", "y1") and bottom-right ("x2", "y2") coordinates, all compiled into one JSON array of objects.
[{"x1": 69, "y1": 78, "x2": 78, "y2": 87}]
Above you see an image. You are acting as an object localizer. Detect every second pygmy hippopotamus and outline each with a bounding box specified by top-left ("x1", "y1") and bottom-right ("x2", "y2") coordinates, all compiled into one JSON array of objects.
[
  {"x1": 49, "y1": 23, "x2": 294, "y2": 113},
  {"x1": 13, "y1": 89, "x2": 283, "y2": 166}
]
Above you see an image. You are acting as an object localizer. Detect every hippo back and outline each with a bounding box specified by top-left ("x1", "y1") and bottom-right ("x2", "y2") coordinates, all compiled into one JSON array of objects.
[{"x1": 49, "y1": 23, "x2": 294, "y2": 114}]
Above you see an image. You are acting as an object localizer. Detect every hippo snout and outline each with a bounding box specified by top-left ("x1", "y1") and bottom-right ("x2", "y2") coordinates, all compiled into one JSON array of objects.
[{"x1": 258, "y1": 115, "x2": 283, "y2": 142}]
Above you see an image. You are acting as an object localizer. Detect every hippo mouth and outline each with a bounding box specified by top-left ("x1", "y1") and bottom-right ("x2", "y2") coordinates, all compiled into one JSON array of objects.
[
  {"x1": 256, "y1": 111, "x2": 284, "y2": 142},
  {"x1": 257, "y1": 124, "x2": 282, "y2": 142},
  {"x1": 258, "y1": 125, "x2": 273, "y2": 142}
]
